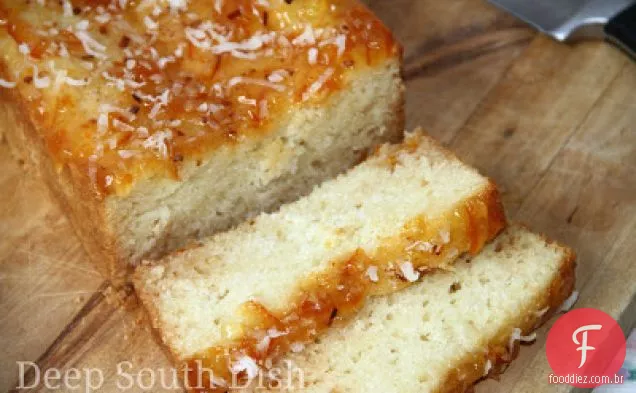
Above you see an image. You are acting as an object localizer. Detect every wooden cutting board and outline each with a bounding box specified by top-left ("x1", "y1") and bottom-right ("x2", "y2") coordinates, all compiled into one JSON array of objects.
[{"x1": 1, "y1": 1, "x2": 635, "y2": 392}]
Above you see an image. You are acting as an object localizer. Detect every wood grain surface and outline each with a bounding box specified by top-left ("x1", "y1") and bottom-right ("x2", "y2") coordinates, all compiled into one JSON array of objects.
[{"x1": 1, "y1": 1, "x2": 635, "y2": 392}]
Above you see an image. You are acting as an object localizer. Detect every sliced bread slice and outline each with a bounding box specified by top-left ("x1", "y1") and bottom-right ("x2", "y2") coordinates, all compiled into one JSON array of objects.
[
  {"x1": 133, "y1": 131, "x2": 506, "y2": 386},
  {"x1": 257, "y1": 226, "x2": 575, "y2": 393}
]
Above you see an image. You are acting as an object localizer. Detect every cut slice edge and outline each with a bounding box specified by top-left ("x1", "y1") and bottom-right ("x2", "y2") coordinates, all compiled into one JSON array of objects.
[{"x1": 248, "y1": 225, "x2": 576, "y2": 393}]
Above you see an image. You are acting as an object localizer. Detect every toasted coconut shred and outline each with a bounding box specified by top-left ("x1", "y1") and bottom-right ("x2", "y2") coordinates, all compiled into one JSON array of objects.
[
  {"x1": 484, "y1": 359, "x2": 493, "y2": 376},
  {"x1": 0, "y1": 78, "x2": 16, "y2": 88},
  {"x1": 560, "y1": 290, "x2": 579, "y2": 312},
  {"x1": 230, "y1": 355, "x2": 260, "y2": 381},
  {"x1": 508, "y1": 328, "x2": 537, "y2": 353},
  {"x1": 399, "y1": 262, "x2": 420, "y2": 282},
  {"x1": 366, "y1": 266, "x2": 379, "y2": 282}
]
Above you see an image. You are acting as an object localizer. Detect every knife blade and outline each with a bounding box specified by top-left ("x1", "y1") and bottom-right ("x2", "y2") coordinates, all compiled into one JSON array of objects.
[{"x1": 487, "y1": 0, "x2": 636, "y2": 56}]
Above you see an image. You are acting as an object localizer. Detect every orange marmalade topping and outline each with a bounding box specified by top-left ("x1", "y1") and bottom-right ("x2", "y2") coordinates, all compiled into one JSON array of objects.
[
  {"x1": 0, "y1": 0, "x2": 399, "y2": 196},
  {"x1": 182, "y1": 189, "x2": 505, "y2": 392}
]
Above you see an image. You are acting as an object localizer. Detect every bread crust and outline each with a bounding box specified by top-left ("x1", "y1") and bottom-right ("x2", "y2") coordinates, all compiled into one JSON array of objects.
[{"x1": 0, "y1": 72, "x2": 122, "y2": 278}]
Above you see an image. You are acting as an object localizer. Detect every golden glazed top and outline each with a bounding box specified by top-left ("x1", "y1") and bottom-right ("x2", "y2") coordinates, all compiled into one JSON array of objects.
[{"x1": 0, "y1": 0, "x2": 399, "y2": 196}]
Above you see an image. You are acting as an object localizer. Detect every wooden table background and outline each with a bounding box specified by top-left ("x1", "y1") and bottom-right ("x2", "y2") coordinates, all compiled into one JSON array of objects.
[{"x1": 1, "y1": 1, "x2": 635, "y2": 392}]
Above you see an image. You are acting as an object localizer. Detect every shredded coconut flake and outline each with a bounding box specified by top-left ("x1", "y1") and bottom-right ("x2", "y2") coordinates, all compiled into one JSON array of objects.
[
  {"x1": 168, "y1": 0, "x2": 188, "y2": 12},
  {"x1": 75, "y1": 20, "x2": 90, "y2": 31},
  {"x1": 230, "y1": 356, "x2": 259, "y2": 380},
  {"x1": 292, "y1": 24, "x2": 316, "y2": 46},
  {"x1": 214, "y1": 0, "x2": 223, "y2": 13},
  {"x1": 58, "y1": 43, "x2": 69, "y2": 57},
  {"x1": 136, "y1": 126, "x2": 149, "y2": 138},
  {"x1": 227, "y1": 76, "x2": 285, "y2": 92},
  {"x1": 212, "y1": 32, "x2": 274, "y2": 57},
  {"x1": 95, "y1": 13, "x2": 111, "y2": 24},
  {"x1": 148, "y1": 90, "x2": 170, "y2": 119},
  {"x1": 102, "y1": 72, "x2": 126, "y2": 91},
  {"x1": 366, "y1": 266, "x2": 379, "y2": 282},
  {"x1": 560, "y1": 291, "x2": 579, "y2": 312},
  {"x1": 144, "y1": 16, "x2": 158, "y2": 30},
  {"x1": 406, "y1": 240, "x2": 435, "y2": 253},
  {"x1": 255, "y1": 336, "x2": 271, "y2": 353},
  {"x1": 174, "y1": 43, "x2": 186, "y2": 58},
  {"x1": 535, "y1": 306, "x2": 550, "y2": 317},
  {"x1": 74, "y1": 30, "x2": 108, "y2": 59},
  {"x1": 113, "y1": 119, "x2": 135, "y2": 132},
  {"x1": 399, "y1": 262, "x2": 420, "y2": 282},
  {"x1": 64, "y1": 76, "x2": 89, "y2": 86},
  {"x1": 62, "y1": 0, "x2": 73, "y2": 16},
  {"x1": 185, "y1": 26, "x2": 210, "y2": 49},
  {"x1": 302, "y1": 67, "x2": 334, "y2": 101},
  {"x1": 334, "y1": 34, "x2": 346, "y2": 57},
  {"x1": 97, "y1": 104, "x2": 134, "y2": 133},
  {"x1": 238, "y1": 95, "x2": 257, "y2": 106},
  {"x1": 117, "y1": 150, "x2": 137, "y2": 159},
  {"x1": 267, "y1": 69, "x2": 288, "y2": 83},
  {"x1": 255, "y1": 327, "x2": 287, "y2": 352},
  {"x1": 186, "y1": 22, "x2": 274, "y2": 59},
  {"x1": 51, "y1": 65, "x2": 89, "y2": 89},
  {"x1": 307, "y1": 47, "x2": 318, "y2": 65},
  {"x1": 0, "y1": 79, "x2": 16, "y2": 88},
  {"x1": 98, "y1": 113, "x2": 109, "y2": 134},
  {"x1": 18, "y1": 43, "x2": 31, "y2": 56},
  {"x1": 320, "y1": 34, "x2": 347, "y2": 57},
  {"x1": 508, "y1": 328, "x2": 536, "y2": 353},
  {"x1": 212, "y1": 376, "x2": 227, "y2": 388},
  {"x1": 142, "y1": 129, "x2": 172, "y2": 157},
  {"x1": 267, "y1": 328, "x2": 287, "y2": 338},
  {"x1": 32, "y1": 65, "x2": 50, "y2": 89},
  {"x1": 484, "y1": 359, "x2": 492, "y2": 376},
  {"x1": 157, "y1": 55, "x2": 175, "y2": 69}
]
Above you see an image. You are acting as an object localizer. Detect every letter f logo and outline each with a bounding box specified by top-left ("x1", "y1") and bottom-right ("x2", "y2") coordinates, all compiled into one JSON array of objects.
[{"x1": 572, "y1": 324, "x2": 602, "y2": 368}]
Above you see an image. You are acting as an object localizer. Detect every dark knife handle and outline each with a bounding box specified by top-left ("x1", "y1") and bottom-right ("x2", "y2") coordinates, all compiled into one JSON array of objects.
[{"x1": 605, "y1": 3, "x2": 636, "y2": 57}]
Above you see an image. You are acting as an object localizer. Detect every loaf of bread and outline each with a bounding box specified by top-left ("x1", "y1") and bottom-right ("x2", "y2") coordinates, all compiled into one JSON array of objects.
[
  {"x1": 134, "y1": 131, "x2": 506, "y2": 388},
  {"x1": 252, "y1": 226, "x2": 576, "y2": 393},
  {"x1": 0, "y1": 0, "x2": 404, "y2": 276}
]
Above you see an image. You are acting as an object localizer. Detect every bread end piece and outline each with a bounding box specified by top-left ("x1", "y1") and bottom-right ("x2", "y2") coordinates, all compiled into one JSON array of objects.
[{"x1": 1, "y1": 25, "x2": 404, "y2": 279}]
